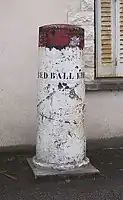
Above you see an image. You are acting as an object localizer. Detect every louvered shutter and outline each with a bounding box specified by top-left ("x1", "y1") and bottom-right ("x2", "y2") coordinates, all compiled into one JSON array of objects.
[
  {"x1": 96, "y1": 0, "x2": 116, "y2": 77},
  {"x1": 117, "y1": 0, "x2": 123, "y2": 76}
]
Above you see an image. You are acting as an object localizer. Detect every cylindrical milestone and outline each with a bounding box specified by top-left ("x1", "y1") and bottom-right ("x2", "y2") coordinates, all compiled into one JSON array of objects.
[{"x1": 33, "y1": 24, "x2": 89, "y2": 170}]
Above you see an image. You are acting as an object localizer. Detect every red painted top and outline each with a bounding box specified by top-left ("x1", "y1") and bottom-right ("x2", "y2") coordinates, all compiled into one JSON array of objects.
[{"x1": 39, "y1": 24, "x2": 84, "y2": 49}]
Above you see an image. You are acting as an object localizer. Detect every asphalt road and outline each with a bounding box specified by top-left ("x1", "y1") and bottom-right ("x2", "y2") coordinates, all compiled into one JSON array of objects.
[{"x1": 0, "y1": 148, "x2": 123, "y2": 199}]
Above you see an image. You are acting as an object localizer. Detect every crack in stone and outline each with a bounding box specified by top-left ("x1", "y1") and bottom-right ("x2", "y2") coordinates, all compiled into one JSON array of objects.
[
  {"x1": 46, "y1": 90, "x2": 56, "y2": 100},
  {"x1": 37, "y1": 99, "x2": 45, "y2": 107},
  {"x1": 38, "y1": 112, "x2": 54, "y2": 121},
  {"x1": 68, "y1": 131, "x2": 72, "y2": 138},
  {"x1": 37, "y1": 90, "x2": 56, "y2": 107},
  {"x1": 37, "y1": 83, "x2": 80, "y2": 108},
  {"x1": 69, "y1": 89, "x2": 82, "y2": 101},
  {"x1": 82, "y1": 104, "x2": 86, "y2": 111},
  {"x1": 67, "y1": 83, "x2": 80, "y2": 90},
  {"x1": 73, "y1": 83, "x2": 80, "y2": 89},
  {"x1": 37, "y1": 111, "x2": 74, "y2": 125}
]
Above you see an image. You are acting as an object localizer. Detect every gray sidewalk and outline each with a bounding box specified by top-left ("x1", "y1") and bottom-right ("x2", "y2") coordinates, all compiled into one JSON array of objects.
[{"x1": 0, "y1": 148, "x2": 123, "y2": 199}]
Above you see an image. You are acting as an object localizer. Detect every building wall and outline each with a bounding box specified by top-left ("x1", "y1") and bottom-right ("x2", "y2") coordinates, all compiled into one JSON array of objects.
[
  {"x1": 0, "y1": 0, "x2": 122, "y2": 147},
  {"x1": 68, "y1": 0, "x2": 94, "y2": 81},
  {"x1": 85, "y1": 91, "x2": 123, "y2": 139}
]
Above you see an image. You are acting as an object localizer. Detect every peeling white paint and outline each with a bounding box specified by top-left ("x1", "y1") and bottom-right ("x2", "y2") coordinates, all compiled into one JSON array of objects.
[
  {"x1": 69, "y1": 36, "x2": 80, "y2": 47},
  {"x1": 33, "y1": 46, "x2": 89, "y2": 170}
]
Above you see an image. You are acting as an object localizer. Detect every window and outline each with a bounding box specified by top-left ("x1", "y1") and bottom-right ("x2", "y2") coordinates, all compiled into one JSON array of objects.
[{"x1": 96, "y1": 0, "x2": 123, "y2": 77}]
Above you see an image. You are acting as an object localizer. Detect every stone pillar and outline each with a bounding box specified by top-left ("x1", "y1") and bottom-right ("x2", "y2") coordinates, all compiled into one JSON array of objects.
[{"x1": 28, "y1": 24, "x2": 99, "y2": 177}]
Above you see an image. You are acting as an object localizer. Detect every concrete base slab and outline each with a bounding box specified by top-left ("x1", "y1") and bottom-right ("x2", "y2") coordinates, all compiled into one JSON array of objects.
[{"x1": 27, "y1": 158, "x2": 100, "y2": 179}]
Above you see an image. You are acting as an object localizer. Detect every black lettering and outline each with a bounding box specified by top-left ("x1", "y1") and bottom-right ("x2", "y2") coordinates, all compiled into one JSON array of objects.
[
  {"x1": 38, "y1": 71, "x2": 85, "y2": 79},
  {"x1": 51, "y1": 73, "x2": 56, "y2": 79},
  {"x1": 43, "y1": 72, "x2": 48, "y2": 79},
  {"x1": 38, "y1": 72, "x2": 43, "y2": 78},
  {"x1": 69, "y1": 73, "x2": 72, "y2": 79},
  {"x1": 58, "y1": 73, "x2": 62, "y2": 79},
  {"x1": 77, "y1": 72, "x2": 84, "y2": 79},
  {"x1": 77, "y1": 73, "x2": 79, "y2": 79},
  {"x1": 69, "y1": 73, "x2": 74, "y2": 79},
  {"x1": 63, "y1": 73, "x2": 66, "y2": 79},
  {"x1": 66, "y1": 73, "x2": 74, "y2": 79}
]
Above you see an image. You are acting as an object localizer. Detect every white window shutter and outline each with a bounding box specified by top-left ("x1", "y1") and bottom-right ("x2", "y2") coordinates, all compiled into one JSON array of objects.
[
  {"x1": 96, "y1": 0, "x2": 116, "y2": 77},
  {"x1": 116, "y1": 0, "x2": 123, "y2": 76}
]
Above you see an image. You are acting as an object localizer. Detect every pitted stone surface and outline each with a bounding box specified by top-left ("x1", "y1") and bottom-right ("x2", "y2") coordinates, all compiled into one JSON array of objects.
[
  {"x1": 85, "y1": 68, "x2": 94, "y2": 81},
  {"x1": 68, "y1": 11, "x2": 94, "y2": 26},
  {"x1": 68, "y1": 0, "x2": 94, "y2": 81},
  {"x1": 84, "y1": 40, "x2": 94, "y2": 54},
  {"x1": 81, "y1": 0, "x2": 94, "y2": 11}
]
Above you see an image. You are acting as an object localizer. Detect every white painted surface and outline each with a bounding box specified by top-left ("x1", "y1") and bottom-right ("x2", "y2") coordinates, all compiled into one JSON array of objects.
[
  {"x1": 33, "y1": 47, "x2": 89, "y2": 170},
  {"x1": 85, "y1": 91, "x2": 123, "y2": 139},
  {"x1": 0, "y1": 0, "x2": 123, "y2": 148}
]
